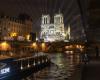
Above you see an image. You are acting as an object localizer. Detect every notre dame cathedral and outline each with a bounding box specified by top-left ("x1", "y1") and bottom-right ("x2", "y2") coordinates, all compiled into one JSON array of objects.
[{"x1": 40, "y1": 12, "x2": 65, "y2": 42}]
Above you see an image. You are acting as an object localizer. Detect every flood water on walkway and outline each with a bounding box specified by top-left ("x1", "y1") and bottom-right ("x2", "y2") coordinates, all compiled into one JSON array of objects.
[{"x1": 22, "y1": 53, "x2": 80, "y2": 80}]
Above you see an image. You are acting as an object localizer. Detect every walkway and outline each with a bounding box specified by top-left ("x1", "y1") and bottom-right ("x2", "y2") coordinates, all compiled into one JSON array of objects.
[{"x1": 82, "y1": 58, "x2": 100, "y2": 80}]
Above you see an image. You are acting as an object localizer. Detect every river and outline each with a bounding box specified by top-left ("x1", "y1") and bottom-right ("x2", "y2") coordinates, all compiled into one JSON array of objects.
[{"x1": 21, "y1": 53, "x2": 80, "y2": 80}]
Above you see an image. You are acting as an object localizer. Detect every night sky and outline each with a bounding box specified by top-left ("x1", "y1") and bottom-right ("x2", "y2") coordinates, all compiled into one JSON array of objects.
[{"x1": 0, "y1": 0, "x2": 80, "y2": 32}]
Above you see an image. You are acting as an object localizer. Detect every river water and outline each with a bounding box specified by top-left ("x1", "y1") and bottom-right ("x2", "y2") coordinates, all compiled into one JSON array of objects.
[{"x1": 22, "y1": 53, "x2": 80, "y2": 80}]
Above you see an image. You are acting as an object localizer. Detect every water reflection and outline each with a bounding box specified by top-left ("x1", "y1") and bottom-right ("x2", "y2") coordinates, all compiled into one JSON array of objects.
[{"x1": 22, "y1": 53, "x2": 80, "y2": 80}]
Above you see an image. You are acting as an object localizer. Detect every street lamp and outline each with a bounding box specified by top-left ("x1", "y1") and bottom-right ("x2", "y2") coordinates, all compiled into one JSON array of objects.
[
  {"x1": 32, "y1": 42, "x2": 37, "y2": 49},
  {"x1": 26, "y1": 34, "x2": 31, "y2": 41},
  {"x1": 41, "y1": 42, "x2": 46, "y2": 52},
  {"x1": 0, "y1": 41, "x2": 11, "y2": 55},
  {"x1": 10, "y1": 32, "x2": 17, "y2": 37},
  {"x1": 31, "y1": 42, "x2": 38, "y2": 56},
  {"x1": 0, "y1": 41, "x2": 11, "y2": 51}
]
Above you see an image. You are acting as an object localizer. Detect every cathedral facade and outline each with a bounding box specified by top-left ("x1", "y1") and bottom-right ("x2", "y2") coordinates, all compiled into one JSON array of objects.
[{"x1": 40, "y1": 13, "x2": 65, "y2": 42}]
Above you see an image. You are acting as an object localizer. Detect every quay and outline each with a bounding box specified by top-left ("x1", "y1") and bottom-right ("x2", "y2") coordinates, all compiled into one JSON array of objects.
[{"x1": 0, "y1": 53, "x2": 50, "y2": 80}]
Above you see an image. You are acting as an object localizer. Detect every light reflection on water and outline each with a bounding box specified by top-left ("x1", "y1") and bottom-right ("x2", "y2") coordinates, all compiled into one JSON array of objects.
[{"x1": 22, "y1": 53, "x2": 80, "y2": 80}]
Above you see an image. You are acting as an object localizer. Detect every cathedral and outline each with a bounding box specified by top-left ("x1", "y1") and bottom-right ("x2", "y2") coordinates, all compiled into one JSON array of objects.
[{"x1": 40, "y1": 13, "x2": 65, "y2": 42}]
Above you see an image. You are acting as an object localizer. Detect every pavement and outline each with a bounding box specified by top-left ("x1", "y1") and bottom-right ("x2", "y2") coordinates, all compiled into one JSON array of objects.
[{"x1": 81, "y1": 57, "x2": 100, "y2": 80}]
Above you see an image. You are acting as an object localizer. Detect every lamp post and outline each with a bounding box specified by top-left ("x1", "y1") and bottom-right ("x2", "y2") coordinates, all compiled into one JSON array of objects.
[
  {"x1": 31, "y1": 42, "x2": 38, "y2": 56},
  {"x1": 32, "y1": 42, "x2": 37, "y2": 51}
]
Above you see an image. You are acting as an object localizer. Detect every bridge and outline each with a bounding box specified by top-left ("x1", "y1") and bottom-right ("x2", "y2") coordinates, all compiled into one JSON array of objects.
[
  {"x1": 1, "y1": 40, "x2": 98, "y2": 56},
  {"x1": 0, "y1": 41, "x2": 86, "y2": 53}
]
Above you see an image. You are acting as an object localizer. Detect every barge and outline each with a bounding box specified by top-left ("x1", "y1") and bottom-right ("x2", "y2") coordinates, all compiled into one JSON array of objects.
[{"x1": 0, "y1": 53, "x2": 50, "y2": 80}]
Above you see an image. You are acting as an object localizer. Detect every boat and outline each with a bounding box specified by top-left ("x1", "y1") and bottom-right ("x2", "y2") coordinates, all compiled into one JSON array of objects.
[{"x1": 0, "y1": 54, "x2": 50, "y2": 80}]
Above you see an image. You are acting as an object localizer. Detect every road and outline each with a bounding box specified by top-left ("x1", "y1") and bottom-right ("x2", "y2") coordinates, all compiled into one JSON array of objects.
[{"x1": 82, "y1": 60, "x2": 100, "y2": 80}]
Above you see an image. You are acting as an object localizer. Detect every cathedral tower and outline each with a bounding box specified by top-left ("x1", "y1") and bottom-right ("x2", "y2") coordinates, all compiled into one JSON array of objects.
[
  {"x1": 42, "y1": 15, "x2": 50, "y2": 24},
  {"x1": 54, "y1": 14, "x2": 63, "y2": 24},
  {"x1": 54, "y1": 13, "x2": 65, "y2": 39}
]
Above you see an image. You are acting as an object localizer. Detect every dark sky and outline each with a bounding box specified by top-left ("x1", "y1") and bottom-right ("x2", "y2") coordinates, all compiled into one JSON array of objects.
[{"x1": 0, "y1": 0, "x2": 80, "y2": 32}]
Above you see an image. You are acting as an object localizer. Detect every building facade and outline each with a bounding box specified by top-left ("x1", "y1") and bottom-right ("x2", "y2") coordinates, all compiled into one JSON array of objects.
[
  {"x1": 0, "y1": 16, "x2": 32, "y2": 40},
  {"x1": 40, "y1": 13, "x2": 65, "y2": 42}
]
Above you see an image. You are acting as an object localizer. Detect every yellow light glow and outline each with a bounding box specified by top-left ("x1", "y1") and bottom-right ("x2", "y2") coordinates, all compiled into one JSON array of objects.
[
  {"x1": 42, "y1": 43, "x2": 45, "y2": 48},
  {"x1": 65, "y1": 46, "x2": 69, "y2": 49},
  {"x1": 31, "y1": 42, "x2": 37, "y2": 50},
  {"x1": 41, "y1": 43, "x2": 45, "y2": 51},
  {"x1": 76, "y1": 45, "x2": 80, "y2": 48},
  {"x1": 26, "y1": 34, "x2": 30, "y2": 41},
  {"x1": 0, "y1": 42, "x2": 11, "y2": 51},
  {"x1": 10, "y1": 32, "x2": 17, "y2": 37}
]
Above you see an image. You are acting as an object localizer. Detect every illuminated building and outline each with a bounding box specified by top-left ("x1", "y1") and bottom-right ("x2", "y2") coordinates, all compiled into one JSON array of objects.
[
  {"x1": 0, "y1": 16, "x2": 32, "y2": 40},
  {"x1": 40, "y1": 13, "x2": 65, "y2": 42}
]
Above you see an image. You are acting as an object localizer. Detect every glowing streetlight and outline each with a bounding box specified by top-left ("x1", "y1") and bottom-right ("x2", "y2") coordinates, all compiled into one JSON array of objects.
[
  {"x1": 41, "y1": 43, "x2": 46, "y2": 51},
  {"x1": 65, "y1": 46, "x2": 69, "y2": 49},
  {"x1": 32, "y1": 42, "x2": 37, "y2": 49},
  {"x1": 10, "y1": 32, "x2": 17, "y2": 37},
  {"x1": 0, "y1": 41, "x2": 11, "y2": 51},
  {"x1": 26, "y1": 34, "x2": 30, "y2": 41},
  {"x1": 31, "y1": 42, "x2": 38, "y2": 53}
]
